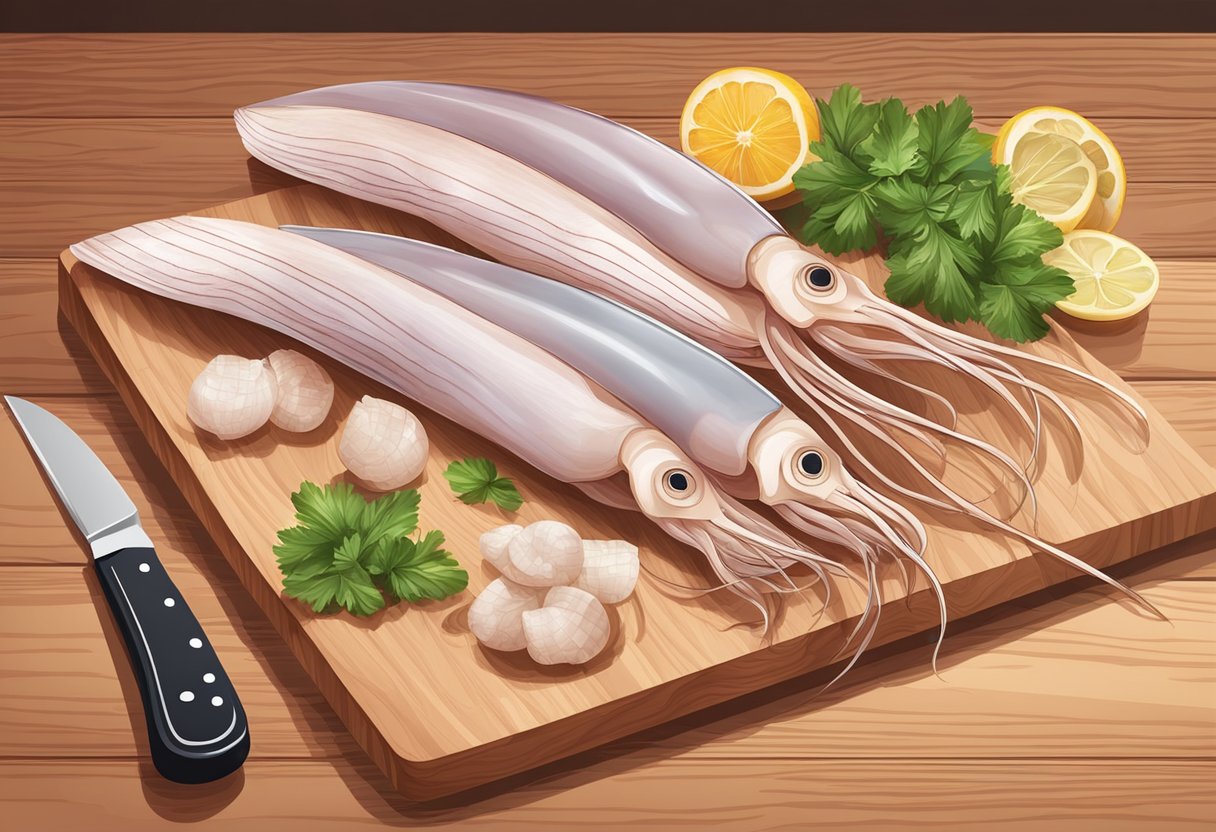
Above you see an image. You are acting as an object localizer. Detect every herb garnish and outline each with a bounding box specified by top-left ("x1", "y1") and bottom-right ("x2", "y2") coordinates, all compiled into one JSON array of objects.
[
  {"x1": 274, "y1": 481, "x2": 467, "y2": 615},
  {"x1": 443, "y1": 457, "x2": 524, "y2": 511},
  {"x1": 792, "y1": 84, "x2": 1074, "y2": 342}
]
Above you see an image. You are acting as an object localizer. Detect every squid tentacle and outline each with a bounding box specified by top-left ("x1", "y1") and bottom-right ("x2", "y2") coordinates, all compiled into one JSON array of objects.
[
  {"x1": 810, "y1": 312, "x2": 1044, "y2": 467},
  {"x1": 874, "y1": 299, "x2": 1149, "y2": 443},
  {"x1": 759, "y1": 315, "x2": 1162, "y2": 626},
  {"x1": 765, "y1": 315, "x2": 1038, "y2": 515},
  {"x1": 810, "y1": 323, "x2": 961, "y2": 428}
]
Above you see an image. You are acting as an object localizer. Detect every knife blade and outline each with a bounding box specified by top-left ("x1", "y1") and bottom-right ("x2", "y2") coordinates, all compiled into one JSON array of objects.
[{"x1": 5, "y1": 396, "x2": 249, "y2": 783}]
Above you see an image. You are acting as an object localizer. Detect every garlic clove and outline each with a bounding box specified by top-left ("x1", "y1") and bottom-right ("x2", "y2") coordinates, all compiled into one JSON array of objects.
[
  {"x1": 521, "y1": 586, "x2": 610, "y2": 665},
  {"x1": 575, "y1": 539, "x2": 640, "y2": 604},
  {"x1": 479, "y1": 524, "x2": 523, "y2": 572},
  {"x1": 505, "y1": 520, "x2": 583, "y2": 587},
  {"x1": 468, "y1": 577, "x2": 545, "y2": 652},
  {"x1": 187, "y1": 355, "x2": 278, "y2": 440},
  {"x1": 339, "y1": 395, "x2": 428, "y2": 491},
  {"x1": 266, "y1": 348, "x2": 334, "y2": 432}
]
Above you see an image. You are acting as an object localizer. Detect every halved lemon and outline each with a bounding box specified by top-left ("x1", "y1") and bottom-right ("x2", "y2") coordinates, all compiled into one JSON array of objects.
[
  {"x1": 679, "y1": 67, "x2": 819, "y2": 202},
  {"x1": 1042, "y1": 230, "x2": 1159, "y2": 321},
  {"x1": 998, "y1": 131, "x2": 1097, "y2": 232},
  {"x1": 994, "y1": 106, "x2": 1126, "y2": 232}
]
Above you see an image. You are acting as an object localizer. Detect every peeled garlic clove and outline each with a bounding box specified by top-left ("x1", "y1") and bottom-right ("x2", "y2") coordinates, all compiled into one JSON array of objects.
[
  {"x1": 522, "y1": 586, "x2": 610, "y2": 665},
  {"x1": 504, "y1": 520, "x2": 583, "y2": 587},
  {"x1": 339, "y1": 395, "x2": 428, "y2": 491},
  {"x1": 575, "y1": 539, "x2": 640, "y2": 604},
  {"x1": 468, "y1": 577, "x2": 545, "y2": 652},
  {"x1": 187, "y1": 355, "x2": 278, "y2": 440},
  {"x1": 267, "y1": 348, "x2": 334, "y2": 432},
  {"x1": 479, "y1": 524, "x2": 523, "y2": 572}
]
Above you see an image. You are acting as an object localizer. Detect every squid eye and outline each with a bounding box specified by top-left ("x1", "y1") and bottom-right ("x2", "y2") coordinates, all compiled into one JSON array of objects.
[
  {"x1": 663, "y1": 469, "x2": 692, "y2": 495},
  {"x1": 797, "y1": 450, "x2": 825, "y2": 478},
  {"x1": 804, "y1": 266, "x2": 835, "y2": 291}
]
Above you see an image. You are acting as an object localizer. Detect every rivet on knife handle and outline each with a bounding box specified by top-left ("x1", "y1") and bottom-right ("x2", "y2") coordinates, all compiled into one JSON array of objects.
[{"x1": 95, "y1": 545, "x2": 250, "y2": 783}]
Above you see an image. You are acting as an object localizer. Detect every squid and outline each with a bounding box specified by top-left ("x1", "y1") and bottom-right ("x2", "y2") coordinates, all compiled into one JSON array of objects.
[
  {"x1": 232, "y1": 82, "x2": 1151, "y2": 583},
  {"x1": 71, "y1": 216, "x2": 866, "y2": 630}
]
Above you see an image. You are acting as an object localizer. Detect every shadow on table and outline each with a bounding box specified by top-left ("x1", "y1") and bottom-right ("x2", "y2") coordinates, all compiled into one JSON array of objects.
[
  {"x1": 314, "y1": 526, "x2": 1214, "y2": 824},
  {"x1": 1052, "y1": 304, "x2": 1152, "y2": 372}
]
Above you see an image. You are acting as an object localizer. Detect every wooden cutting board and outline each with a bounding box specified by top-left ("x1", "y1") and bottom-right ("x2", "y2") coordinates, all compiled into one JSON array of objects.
[{"x1": 59, "y1": 184, "x2": 1216, "y2": 801}]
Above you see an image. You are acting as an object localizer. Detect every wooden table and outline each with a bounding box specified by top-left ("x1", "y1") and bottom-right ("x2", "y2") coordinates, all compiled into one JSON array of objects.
[{"x1": 1, "y1": 34, "x2": 1213, "y2": 829}]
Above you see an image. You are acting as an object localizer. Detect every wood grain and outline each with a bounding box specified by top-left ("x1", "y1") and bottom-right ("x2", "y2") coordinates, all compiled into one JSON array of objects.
[
  {"x1": 0, "y1": 260, "x2": 110, "y2": 394},
  {"x1": 6, "y1": 256, "x2": 1214, "y2": 395},
  {"x1": 1132, "y1": 382, "x2": 1216, "y2": 467},
  {"x1": 4, "y1": 116, "x2": 1212, "y2": 185},
  {"x1": 1, "y1": 759, "x2": 1212, "y2": 830},
  {"x1": 58, "y1": 185, "x2": 1216, "y2": 799},
  {"x1": 1, "y1": 115, "x2": 1208, "y2": 262},
  {"x1": 2, "y1": 30, "x2": 1213, "y2": 826},
  {"x1": 2, "y1": 34, "x2": 1213, "y2": 118},
  {"x1": 3, "y1": 153, "x2": 1213, "y2": 258},
  {"x1": 1, "y1": 565, "x2": 1208, "y2": 762},
  {"x1": 1060, "y1": 261, "x2": 1216, "y2": 380}
]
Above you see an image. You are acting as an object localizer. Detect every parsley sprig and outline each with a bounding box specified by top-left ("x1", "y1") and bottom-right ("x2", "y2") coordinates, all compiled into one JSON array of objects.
[
  {"x1": 792, "y1": 84, "x2": 1074, "y2": 342},
  {"x1": 274, "y1": 481, "x2": 467, "y2": 616}
]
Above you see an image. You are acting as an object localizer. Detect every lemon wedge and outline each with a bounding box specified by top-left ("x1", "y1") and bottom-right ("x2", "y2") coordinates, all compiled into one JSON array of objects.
[
  {"x1": 998, "y1": 130, "x2": 1097, "y2": 232},
  {"x1": 994, "y1": 106, "x2": 1126, "y2": 232},
  {"x1": 1042, "y1": 230, "x2": 1159, "y2": 321},
  {"x1": 679, "y1": 67, "x2": 820, "y2": 202}
]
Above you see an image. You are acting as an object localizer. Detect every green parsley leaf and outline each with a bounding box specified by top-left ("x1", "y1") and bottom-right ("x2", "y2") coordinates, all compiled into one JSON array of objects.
[
  {"x1": 357, "y1": 488, "x2": 420, "y2": 549},
  {"x1": 272, "y1": 523, "x2": 338, "y2": 578},
  {"x1": 443, "y1": 457, "x2": 524, "y2": 511},
  {"x1": 290, "y1": 481, "x2": 365, "y2": 543},
  {"x1": 273, "y1": 482, "x2": 366, "y2": 577},
  {"x1": 274, "y1": 481, "x2": 460, "y2": 616},
  {"x1": 814, "y1": 84, "x2": 881, "y2": 157},
  {"x1": 282, "y1": 533, "x2": 385, "y2": 616},
  {"x1": 859, "y1": 98, "x2": 919, "y2": 178},
  {"x1": 793, "y1": 144, "x2": 880, "y2": 253},
  {"x1": 978, "y1": 261, "x2": 1075, "y2": 342},
  {"x1": 329, "y1": 533, "x2": 386, "y2": 616},
  {"x1": 988, "y1": 190, "x2": 1064, "y2": 264},
  {"x1": 885, "y1": 223, "x2": 981, "y2": 323},
  {"x1": 873, "y1": 177, "x2": 952, "y2": 239},
  {"x1": 994, "y1": 162, "x2": 1014, "y2": 195},
  {"x1": 912, "y1": 97, "x2": 990, "y2": 185},
  {"x1": 949, "y1": 180, "x2": 998, "y2": 241},
  {"x1": 369, "y1": 530, "x2": 469, "y2": 603}
]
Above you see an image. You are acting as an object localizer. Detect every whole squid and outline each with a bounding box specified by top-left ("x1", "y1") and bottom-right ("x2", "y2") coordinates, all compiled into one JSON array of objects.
[
  {"x1": 71, "y1": 216, "x2": 861, "y2": 628},
  {"x1": 233, "y1": 82, "x2": 1147, "y2": 557}
]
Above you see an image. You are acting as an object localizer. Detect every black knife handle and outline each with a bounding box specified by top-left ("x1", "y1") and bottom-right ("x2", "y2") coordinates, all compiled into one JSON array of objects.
[{"x1": 95, "y1": 546, "x2": 249, "y2": 783}]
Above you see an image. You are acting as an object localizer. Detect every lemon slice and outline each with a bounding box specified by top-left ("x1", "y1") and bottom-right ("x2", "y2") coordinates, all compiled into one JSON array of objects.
[
  {"x1": 994, "y1": 106, "x2": 1126, "y2": 232},
  {"x1": 1042, "y1": 230, "x2": 1159, "y2": 321},
  {"x1": 679, "y1": 67, "x2": 820, "y2": 202},
  {"x1": 998, "y1": 130, "x2": 1097, "y2": 232}
]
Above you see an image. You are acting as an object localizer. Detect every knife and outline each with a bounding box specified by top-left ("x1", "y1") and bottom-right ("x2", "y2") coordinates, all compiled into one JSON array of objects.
[{"x1": 5, "y1": 396, "x2": 249, "y2": 783}]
